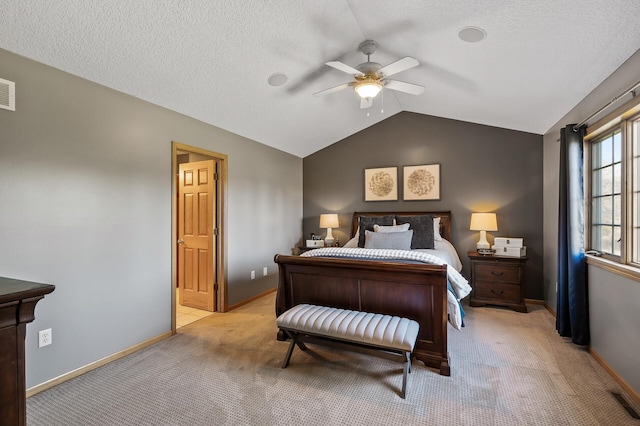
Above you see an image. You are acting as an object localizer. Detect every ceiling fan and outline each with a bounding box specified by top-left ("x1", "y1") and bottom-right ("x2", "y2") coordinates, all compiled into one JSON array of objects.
[{"x1": 313, "y1": 40, "x2": 425, "y2": 109}]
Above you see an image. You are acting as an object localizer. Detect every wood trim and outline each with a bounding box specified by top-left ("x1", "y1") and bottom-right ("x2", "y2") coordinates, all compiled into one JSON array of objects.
[
  {"x1": 543, "y1": 302, "x2": 557, "y2": 317},
  {"x1": 585, "y1": 95, "x2": 640, "y2": 140},
  {"x1": 226, "y1": 288, "x2": 276, "y2": 312},
  {"x1": 172, "y1": 141, "x2": 229, "y2": 327},
  {"x1": 586, "y1": 254, "x2": 640, "y2": 283},
  {"x1": 26, "y1": 331, "x2": 172, "y2": 397},
  {"x1": 590, "y1": 347, "x2": 640, "y2": 407}
]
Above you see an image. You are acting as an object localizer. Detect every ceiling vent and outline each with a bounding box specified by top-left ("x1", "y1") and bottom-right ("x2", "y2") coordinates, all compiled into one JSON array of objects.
[{"x1": 0, "y1": 78, "x2": 16, "y2": 111}]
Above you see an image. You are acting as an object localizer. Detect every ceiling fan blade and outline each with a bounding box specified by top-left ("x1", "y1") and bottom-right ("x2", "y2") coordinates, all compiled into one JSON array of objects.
[
  {"x1": 313, "y1": 82, "x2": 352, "y2": 97},
  {"x1": 360, "y1": 97, "x2": 372, "y2": 109},
  {"x1": 378, "y1": 57, "x2": 419, "y2": 77},
  {"x1": 384, "y1": 79, "x2": 425, "y2": 95},
  {"x1": 326, "y1": 61, "x2": 364, "y2": 77}
]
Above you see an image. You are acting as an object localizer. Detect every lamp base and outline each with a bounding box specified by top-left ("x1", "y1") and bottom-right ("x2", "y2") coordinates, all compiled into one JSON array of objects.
[
  {"x1": 476, "y1": 230, "x2": 490, "y2": 250},
  {"x1": 324, "y1": 228, "x2": 335, "y2": 247}
]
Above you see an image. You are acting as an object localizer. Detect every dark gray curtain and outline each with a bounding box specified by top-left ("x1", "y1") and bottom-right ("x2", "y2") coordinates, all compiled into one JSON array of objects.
[{"x1": 556, "y1": 124, "x2": 589, "y2": 345}]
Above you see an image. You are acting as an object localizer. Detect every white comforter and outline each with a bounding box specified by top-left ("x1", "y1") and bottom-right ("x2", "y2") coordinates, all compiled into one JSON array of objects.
[{"x1": 301, "y1": 245, "x2": 470, "y2": 330}]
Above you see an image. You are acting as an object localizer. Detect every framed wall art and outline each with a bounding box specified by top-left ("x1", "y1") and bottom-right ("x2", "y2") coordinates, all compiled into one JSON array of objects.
[
  {"x1": 403, "y1": 164, "x2": 440, "y2": 200},
  {"x1": 364, "y1": 167, "x2": 398, "y2": 201}
]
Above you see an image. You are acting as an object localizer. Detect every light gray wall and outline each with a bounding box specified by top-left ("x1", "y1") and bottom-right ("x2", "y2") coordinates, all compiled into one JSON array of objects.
[
  {"x1": 303, "y1": 112, "x2": 543, "y2": 298},
  {"x1": 543, "y1": 49, "x2": 640, "y2": 395},
  {"x1": 0, "y1": 48, "x2": 302, "y2": 388}
]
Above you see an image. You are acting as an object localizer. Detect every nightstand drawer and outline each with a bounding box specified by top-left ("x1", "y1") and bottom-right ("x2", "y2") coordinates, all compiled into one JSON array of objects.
[
  {"x1": 474, "y1": 263, "x2": 520, "y2": 283},
  {"x1": 474, "y1": 281, "x2": 520, "y2": 301}
]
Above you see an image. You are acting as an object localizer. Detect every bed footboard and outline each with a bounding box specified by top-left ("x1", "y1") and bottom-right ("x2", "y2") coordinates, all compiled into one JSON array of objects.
[{"x1": 274, "y1": 254, "x2": 451, "y2": 376}]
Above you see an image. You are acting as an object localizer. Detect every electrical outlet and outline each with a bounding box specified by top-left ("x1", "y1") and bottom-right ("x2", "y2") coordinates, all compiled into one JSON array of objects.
[
  {"x1": 263, "y1": 266, "x2": 268, "y2": 276},
  {"x1": 251, "y1": 270, "x2": 255, "y2": 280},
  {"x1": 39, "y1": 328, "x2": 52, "y2": 348}
]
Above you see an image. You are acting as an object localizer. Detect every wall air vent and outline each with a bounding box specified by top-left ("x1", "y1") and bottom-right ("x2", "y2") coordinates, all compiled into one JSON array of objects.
[{"x1": 0, "y1": 78, "x2": 16, "y2": 111}]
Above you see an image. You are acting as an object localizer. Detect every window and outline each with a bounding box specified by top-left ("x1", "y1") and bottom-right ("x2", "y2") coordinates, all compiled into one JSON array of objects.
[
  {"x1": 632, "y1": 117, "x2": 640, "y2": 263},
  {"x1": 586, "y1": 97, "x2": 640, "y2": 269},
  {"x1": 590, "y1": 130, "x2": 622, "y2": 257}
]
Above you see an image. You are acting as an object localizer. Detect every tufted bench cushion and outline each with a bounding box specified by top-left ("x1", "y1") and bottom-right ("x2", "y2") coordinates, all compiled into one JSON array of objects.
[{"x1": 276, "y1": 304, "x2": 420, "y2": 398}]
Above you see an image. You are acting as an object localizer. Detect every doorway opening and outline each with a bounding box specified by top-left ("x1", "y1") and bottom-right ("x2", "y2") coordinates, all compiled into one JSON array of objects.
[{"x1": 171, "y1": 141, "x2": 227, "y2": 333}]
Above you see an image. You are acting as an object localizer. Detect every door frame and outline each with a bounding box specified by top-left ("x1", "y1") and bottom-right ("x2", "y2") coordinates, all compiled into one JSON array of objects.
[{"x1": 171, "y1": 141, "x2": 228, "y2": 334}]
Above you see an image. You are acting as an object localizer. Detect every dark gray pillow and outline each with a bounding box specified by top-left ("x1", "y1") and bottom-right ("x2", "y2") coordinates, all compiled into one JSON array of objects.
[
  {"x1": 395, "y1": 215, "x2": 435, "y2": 249},
  {"x1": 364, "y1": 230, "x2": 413, "y2": 250},
  {"x1": 357, "y1": 215, "x2": 394, "y2": 247}
]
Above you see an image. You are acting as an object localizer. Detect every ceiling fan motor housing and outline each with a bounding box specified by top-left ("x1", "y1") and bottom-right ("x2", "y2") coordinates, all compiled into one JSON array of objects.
[
  {"x1": 357, "y1": 40, "x2": 383, "y2": 76},
  {"x1": 356, "y1": 62, "x2": 382, "y2": 76},
  {"x1": 358, "y1": 40, "x2": 378, "y2": 56}
]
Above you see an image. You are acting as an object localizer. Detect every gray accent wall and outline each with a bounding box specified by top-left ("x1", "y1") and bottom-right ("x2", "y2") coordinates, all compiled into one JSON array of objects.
[
  {"x1": 303, "y1": 111, "x2": 543, "y2": 298},
  {"x1": 543, "y1": 49, "x2": 640, "y2": 396},
  {"x1": 0, "y1": 48, "x2": 302, "y2": 388}
]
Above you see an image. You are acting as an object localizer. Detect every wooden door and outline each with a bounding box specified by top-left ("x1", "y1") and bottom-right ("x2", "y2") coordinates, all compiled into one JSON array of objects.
[{"x1": 178, "y1": 160, "x2": 217, "y2": 311}]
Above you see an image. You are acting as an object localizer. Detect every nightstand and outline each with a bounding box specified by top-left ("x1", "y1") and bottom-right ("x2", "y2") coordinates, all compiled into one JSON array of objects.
[{"x1": 468, "y1": 251, "x2": 528, "y2": 313}]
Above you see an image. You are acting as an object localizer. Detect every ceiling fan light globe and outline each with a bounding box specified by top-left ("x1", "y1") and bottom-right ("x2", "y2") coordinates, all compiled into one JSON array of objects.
[{"x1": 355, "y1": 82, "x2": 382, "y2": 99}]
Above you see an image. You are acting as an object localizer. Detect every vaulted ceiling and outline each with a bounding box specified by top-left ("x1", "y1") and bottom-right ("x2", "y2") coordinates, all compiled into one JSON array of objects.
[{"x1": 2, "y1": 1, "x2": 639, "y2": 157}]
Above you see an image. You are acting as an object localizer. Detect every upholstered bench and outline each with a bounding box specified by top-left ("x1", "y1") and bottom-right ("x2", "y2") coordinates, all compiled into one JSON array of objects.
[{"x1": 276, "y1": 304, "x2": 420, "y2": 398}]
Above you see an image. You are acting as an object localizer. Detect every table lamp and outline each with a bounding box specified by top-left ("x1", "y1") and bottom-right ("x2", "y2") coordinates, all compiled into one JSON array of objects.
[
  {"x1": 470, "y1": 212, "x2": 498, "y2": 251},
  {"x1": 319, "y1": 213, "x2": 339, "y2": 247}
]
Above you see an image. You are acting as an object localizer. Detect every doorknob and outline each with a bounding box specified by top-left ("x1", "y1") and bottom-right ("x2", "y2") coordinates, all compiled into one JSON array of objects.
[{"x1": 177, "y1": 239, "x2": 185, "y2": 244}]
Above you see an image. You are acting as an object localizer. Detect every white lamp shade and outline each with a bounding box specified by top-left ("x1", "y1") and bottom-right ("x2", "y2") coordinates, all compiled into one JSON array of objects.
[
  {"x1": 319, "y1": 213, "x2": 339, "y2": 229},
  {"x1": 469, "y1": 213, "x2": 498, "y2": 231}
]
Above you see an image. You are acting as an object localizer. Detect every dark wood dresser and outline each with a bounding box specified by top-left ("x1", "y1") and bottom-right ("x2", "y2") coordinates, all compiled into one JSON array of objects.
[
  {"x1": 1, "y1": 277, "x2": 55, "y2": 426},
  {"x1": 468, "y1": 252, "x2": 527, "y2": 313}
]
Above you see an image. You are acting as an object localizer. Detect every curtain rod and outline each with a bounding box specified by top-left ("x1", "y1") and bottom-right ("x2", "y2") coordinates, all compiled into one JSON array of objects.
[{"x1": 572, "y1": 79, "x2": 640, "y2": 132}]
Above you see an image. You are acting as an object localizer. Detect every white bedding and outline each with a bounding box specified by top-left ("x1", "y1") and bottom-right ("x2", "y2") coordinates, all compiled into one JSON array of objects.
[
  {"x1": 301, "y1": 245, "x2": 469, "y2": 330},
  {"x1": 415, "y1": 239, "x2": 463, "y2": 272}
]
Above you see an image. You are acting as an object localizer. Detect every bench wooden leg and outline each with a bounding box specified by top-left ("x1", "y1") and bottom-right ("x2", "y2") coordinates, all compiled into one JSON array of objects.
[
  {"x1": 401, "y1": 351, "x2": 411, "y2": 399},
  {"x1": 281, "y1": 330, "x2": 308, "y2": 368},
  {"x1": 281, "y1": 339, "x2": 296, "y2": 368}
]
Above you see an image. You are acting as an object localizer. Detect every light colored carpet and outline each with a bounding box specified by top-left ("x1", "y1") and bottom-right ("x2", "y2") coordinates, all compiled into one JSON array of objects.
[{"x1": 27, "y1": 293, "x2": 639, "y2": 425}]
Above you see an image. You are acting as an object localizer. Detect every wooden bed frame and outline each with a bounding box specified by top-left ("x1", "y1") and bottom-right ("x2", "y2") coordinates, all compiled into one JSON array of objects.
[{"x1": 274, "y1": 211, "x2": 454, "y2": 376}]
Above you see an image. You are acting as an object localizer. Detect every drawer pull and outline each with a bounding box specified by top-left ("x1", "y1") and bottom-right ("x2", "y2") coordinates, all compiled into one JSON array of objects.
[
  {"x1": 491, "y1": 289, "x2": 504, "y2": 295},
  {"x1": 491, "y1": 271, "x2": 504, "y2": 276}
]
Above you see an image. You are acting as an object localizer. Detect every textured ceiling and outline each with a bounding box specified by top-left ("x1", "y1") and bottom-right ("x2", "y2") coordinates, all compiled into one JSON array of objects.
[{"x1": 1, "y1": 1, "x2": 639, "y2": 157}]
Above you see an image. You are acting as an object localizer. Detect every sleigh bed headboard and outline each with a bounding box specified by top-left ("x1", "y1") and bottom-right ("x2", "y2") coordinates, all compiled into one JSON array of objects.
[{"x1": 350, "y1": 211, "x2": 452, "y2": 241}]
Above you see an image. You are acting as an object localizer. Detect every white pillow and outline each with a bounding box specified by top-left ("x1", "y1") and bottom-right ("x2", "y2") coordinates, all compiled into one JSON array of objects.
[
  {"x1": 373, "y1": 223, "x2": 410, "y2": 233},
  {"x1": 364, "y1": 229, "x2": 413, "y2": 250},
  {"x1": 433, "y1": 217, "x2": 443, "y2": 241},
  {"x1": 343, "y1": 235, "x2": 358, "y2": 248}
]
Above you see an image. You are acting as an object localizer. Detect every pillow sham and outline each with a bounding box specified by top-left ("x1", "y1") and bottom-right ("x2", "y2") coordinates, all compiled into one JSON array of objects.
[
  {"x1": 364, "y1": 229, "x2": 413, "y2": 250},
  {"x1": 433, "y1": 217, "x2": 443, "y2": 241},
  {"x1": 395, "y1": 214, "x2": 435, "y2": 249},
  {"x1": 343, "y1": 235, "x2": 359, "y2": 248},
  {"x1": 357, "y1": 215, "x2": 394, "y2": 247},
  {"x1": 373, "y1": 223, "x2": 410, "y2": 233}
]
